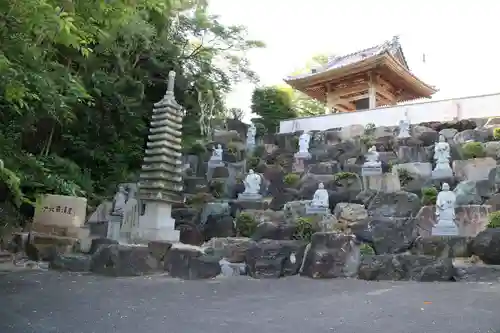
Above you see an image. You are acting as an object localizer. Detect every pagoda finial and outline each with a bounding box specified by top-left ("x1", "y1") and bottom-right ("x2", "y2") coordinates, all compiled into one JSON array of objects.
[{"x1": 166, "y1": 70, "x2": 176, "y2": 96}]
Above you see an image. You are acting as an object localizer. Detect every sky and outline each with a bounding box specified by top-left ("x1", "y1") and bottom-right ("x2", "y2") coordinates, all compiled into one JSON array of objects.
[{"x1": 208, "y1": 0, "x2": 500, "y2": 122}]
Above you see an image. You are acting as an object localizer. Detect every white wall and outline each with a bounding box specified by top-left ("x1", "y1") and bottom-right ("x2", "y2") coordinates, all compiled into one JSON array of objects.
[{"x1": 279, "y1": 92, "x2": 500, "y2": 133}]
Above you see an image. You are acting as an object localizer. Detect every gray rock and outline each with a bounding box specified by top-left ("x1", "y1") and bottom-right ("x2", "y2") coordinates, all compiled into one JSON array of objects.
[
  {"x1": 454, "y1": 181, "x2": 482, "y2": 205},
  {"x1": 245, "y1": 239, "x2": 306, "y2": 278},
  {"x1": 301, "y1": 232, "x2": 360, "y2": 278},
  {"x1": 88, "y1": 238, "x2": 119, "y2": 255},
  {"x1": 412, "y1": 125, "x2": 438, "y2": 146},
  {"x1": 453, "y1": 129, "x2": 486, "y2": 144},
  {"x1": 50, "y1": 254, "x2": 91, "y2": 272},
  {"x1": 357, "y1": 254, "x2": 456, "y2": 281},
  {"x1": 357, "y1": 191, "x2": 421, "y2": 219},
  {"x1": 439, "y1": 128, "x2": 458, "y2": 141},
  {"x1": 202, "y1": 237, "x2": 256, "y2": 263},
  {"x1": 411, "y1": 236, "x2": 471, "y2": 258},
  {"x1": 470, "y1": 228, "x2": 500, "y2": 265},
  {"x1": 164, "y1": 246, "x2": 221, "y2": 279},
  {"x1": 90, "y1": 244, "x2": 159, "y2": 277}
]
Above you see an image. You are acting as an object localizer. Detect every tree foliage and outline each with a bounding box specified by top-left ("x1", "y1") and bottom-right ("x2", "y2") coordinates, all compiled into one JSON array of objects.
[
  {"x1": 0, "y1": 0, "x2": 264, "y2": 210},
  {"x1": 250, "y1": 86, "x2": 296, "y2": 134}
]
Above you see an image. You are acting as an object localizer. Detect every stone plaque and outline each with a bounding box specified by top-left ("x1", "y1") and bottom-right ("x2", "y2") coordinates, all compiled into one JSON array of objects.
[
  {"x1": 34, "y1": 194, "x2": 87, "y2": 228},
  {"x1": 431, "y1": 167, "x2": 453, "y2": 180},
  {"x1": 208, "y1": 160, "x2": 224, "y2": 168},
  {"x1": 294, "y1": 151, "x2": 311, "y2": 159},
  {"x1": 361, "y1": 165, "x2": 382, "y2": 176}
]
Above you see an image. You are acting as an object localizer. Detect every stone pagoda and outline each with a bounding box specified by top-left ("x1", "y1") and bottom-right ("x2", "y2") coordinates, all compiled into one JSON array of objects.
[{"x1": 137, "y1": 71, "x2": 183, "y2": 242}]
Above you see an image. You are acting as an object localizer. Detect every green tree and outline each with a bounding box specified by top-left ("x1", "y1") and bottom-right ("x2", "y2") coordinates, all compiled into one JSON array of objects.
[
  {"x1": 251, "y1": 86, "x2": 296, "y2": 133},
  {"x1": 286, "y1": 52, "x2": 333, "y2": 117},
  {"x1": 0, "y1": 0, "x2": 264, "y2": 215}
]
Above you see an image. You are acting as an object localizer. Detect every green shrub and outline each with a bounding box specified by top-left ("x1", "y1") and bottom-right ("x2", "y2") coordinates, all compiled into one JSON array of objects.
[
  {"x1": 360, "y1": 243, "x2": 375, "y2": 255},
  {"x1": 227, "y1": 141, "x2": 239, "y2": 155},
  {"x1": 488, "y1": 211, "x2": 500, "y2": 228},
  {"x1": 421, "y1": 186, "x2": 438, "y2": 205},
  {"x1": 292, "y1": 217, "x2": 315, "y2": 242},
  {"x1": 494, "y1": 128, "x2": 500, "y2": 141},
  {"x1": 254, "y1": 122, "x2": 267, "y2": 137},
  {"x1": 209, "y1": 180, "x2": 224, "y2": 198},
  {"x1": 461, "y1": 142, "x2": 486, "y2": 159},
  {"x1": 360, "y1": 135, "x2": 374, "y2": 148},
  {"x1": 334, "y1": 172, "x2": 357, "y2": 181},
  {"x1": 284, "y1": 173, "x2": 300, "y2": 186},
  {"x1": 398, "y1": 168, "x2": 414, "y2": 186},
  {"x1": 184, "y1": 142, "x2": 206, "y2": 155},
  {"x1": 252, "y1": 145, "x2": 266, "y2": 158},
  {"x1": 247, "y1": 156, "x2": 260, "y2": 170},
  {"x1": 235, "y1": 212, "x2": 258, "y2": 237},
  {"x1": 364, "y1": 123, "x2": 376, "y2": 136},
  {"x1": 0, "y1": 164, "x2": 23, "y2": 207},
  {"x1": 290, "y1": 136, "x2": 299, "y2": 150},
  {"x1": 186, "y1": 192, "x2": 213, "y2": 207}
]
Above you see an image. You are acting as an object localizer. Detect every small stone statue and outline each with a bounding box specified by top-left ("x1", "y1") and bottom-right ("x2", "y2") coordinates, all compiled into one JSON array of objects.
[
  {"x1": 246, "y1": 123, "x2": 256, "y2": 148},
  {"x1": 361, "y1": 145, "x2": 382, "y2": 176},
  {"x1": 311, "y1": 182, "x2": 329, "y2": 208},
  {"x1": 243, "y1": 169, "x2": 261, "y2": 195},
  {"x1": 111, "y1": 185, "x2": 127, "y2": 216},
  {"x1": 397, "y1": 110, "x2": 411, "y2": 138},
  {"x1": 208, "y1": 144, "x2": 224, "y2": 168},
  {"x1": 365, "y1": 146, "x2": 381, "y2": 166},
  {"x1": 295, "y1": 132, "x2": 311, "y2": 159},
  {"x1": 433, "y1": 183, "x2": 458, "y2": 236},
  {"x1": 432, "y1": 135, "x2": 453, "y2": 179}
]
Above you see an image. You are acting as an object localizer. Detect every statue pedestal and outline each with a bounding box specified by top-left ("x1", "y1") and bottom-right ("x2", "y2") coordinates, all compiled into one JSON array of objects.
[
  {"x1": 137, "y1": 202, "x2": 179, "y2": 242},
  {"x1": 432, "y1": 219, "x2": 459, "y2": 236},
  {"x1": 294, "y1": 151, "x2": 311, "y2": 159},
  {"x1": 208, "y1": 159, "x2": 224, "y2": 168},
  {"x1": 237, "y1": 192, "x2": 262, "y2": 201},
  {"x1": 361, "y1": 163, "x2": 382, "y2": 176},
  {"x1": 107, "y1": 214, "x2": 122, "y2": 241},
  {"x1": 432, "y1": 165, "x2": 453, "y2": 179},
  {"x1": 305, "y1": 205, "x2": 329, "y2": 215}
]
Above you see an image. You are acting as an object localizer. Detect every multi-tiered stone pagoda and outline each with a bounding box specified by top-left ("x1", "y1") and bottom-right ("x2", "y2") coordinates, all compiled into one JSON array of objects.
[{"x1": 137, "y1": 71, "x2": 184, "y2": 242}]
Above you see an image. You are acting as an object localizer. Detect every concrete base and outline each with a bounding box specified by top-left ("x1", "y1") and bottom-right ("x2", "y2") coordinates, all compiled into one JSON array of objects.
[
  {"x1": 237, "y1": 192, "x2": 262, "y2": 201},
  {"x1": 305, "y1": 206, "x2": 329, "y2": 215},
  {"x1": 432, "y1": 166, "x2": 453, "y2": 179},
  {"x1": 294, "y1": 151, "x2": 311, "y2": 159},
  {"x1": 136, "y1": 202, "x2": 179, "y2": 242},
  {"x1": 432, "y1": 220, "x2": 459, "y2": 236}
]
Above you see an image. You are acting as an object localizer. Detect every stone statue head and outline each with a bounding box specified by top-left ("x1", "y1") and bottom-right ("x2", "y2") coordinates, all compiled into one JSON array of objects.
[
  {"x1": 369, "y1": 145, "x2": 377, "y2": 152},
  {"x1": 217, "y1": 144, "x2": 222, "y2": 149},
  {"x1": 249, "y1": 169, "x2": 254, "y2": 174},
  {"x1": 439, "y1": 135, "x2": 445, "y2": 142},
  {"x1": 117, "y1": 185, "x2": 126, "y2": 193},
  {"x1": 442, "y1": 183, "x2": 450, "y2": 191},
  {"x1": 318, "y1": 182, "x2": 325, "y2": 189}
]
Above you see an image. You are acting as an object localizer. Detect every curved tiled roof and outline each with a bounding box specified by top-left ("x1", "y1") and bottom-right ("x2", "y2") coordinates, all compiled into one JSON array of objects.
[{"x1": 285, "y1": 36, "x2": 407, "y2": 81}]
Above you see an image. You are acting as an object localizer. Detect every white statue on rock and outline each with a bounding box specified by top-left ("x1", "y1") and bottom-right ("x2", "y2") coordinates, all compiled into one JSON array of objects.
[
  {"x1": 239, "y1": 169, "x2": 262, "y2": 199},
  {"x1": 246, "y1": 123, "x2": 256, "y2": 148},
  {"x1": 433, "y1": 183, "x2": 458, "y2": 236},
  {"x1": 208, "y1": 144, "x2": 224, "y2": 167},
  {"x1": 432, "y1": 135, "x2": 453, "y2": 179},
  {"x1": 295, "y1": 132, "x2": 311, "y2": 158},
  {"x1": 311, "y1": 183, "x2": 329, "y2": 208},
  {"x1": 362, "y1": 145, "x2": 382, "y2": 176},
  {"x1": 397, "y1": 110, "x2": 411, "y2": 138}
]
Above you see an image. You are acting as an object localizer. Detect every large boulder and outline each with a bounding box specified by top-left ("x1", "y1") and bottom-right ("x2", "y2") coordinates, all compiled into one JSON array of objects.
[
  {"x1": 202, "y1": 237, "x2": 256, "y2": 263},
  {"x1": 301, "y1": 232, "x2": 360, "y2": 278},
  {"x1": 358, "y1": 254, "x2": 456, "y2": 281},
  {"x1": 356, "y1": 191, "x2": 421, "y2": 219},
  {"x1": 411, "y1": 236, "x2": 471, "y2": 258},
  {"x1": 164, "y1": 245, "x2": 221, "y2": 279},
  {"x1": 470, "y1": 228, "x2": 500, "y2": 264},
  {"x1": 90, "y1": 244, "x2": 159, "y2": 277},
  {"x1": 245, "y1": 239, "x2": 306, "y2": 278}
]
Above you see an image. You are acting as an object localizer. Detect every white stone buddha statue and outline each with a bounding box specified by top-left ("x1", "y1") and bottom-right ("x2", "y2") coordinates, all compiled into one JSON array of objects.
[
  {"x1": 311, "y1": 182, "x2": 329, "y2": 208},
  {"x1": 298, "y1": 132, "x2": 311, "y2": 154},
  {"x1": 434, "y1": 135, "x2": 450, "y2": 165},
  {"x1": 397, "y1": 110, "x2": 411, "y2": 138},
  {"x1": 364, "y1": 146, "x2": 381, "y2": 167},
  {"x1": 433, "y1": 182, "x2": 458, "y2": 235},
  {"x1": 246, "y1": 123, "x2": 256, "y2": 146},
  {"x1": 243, "y1": 169, "x2": 261, "y2": 195},
  {"x1": 211, "y1": 144, "x2": 223, "y2": 161}
]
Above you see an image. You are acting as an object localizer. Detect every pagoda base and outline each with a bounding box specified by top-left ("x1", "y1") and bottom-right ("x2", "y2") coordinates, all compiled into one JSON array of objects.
[{"x1": 137, "y1": 201, "x2": 179, "y2": 242}]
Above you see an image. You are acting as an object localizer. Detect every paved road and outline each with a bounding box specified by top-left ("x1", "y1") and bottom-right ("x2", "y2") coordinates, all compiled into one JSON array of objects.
[{"x1": 0, "y1": 271, "x2": 499, "y2": 333}]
